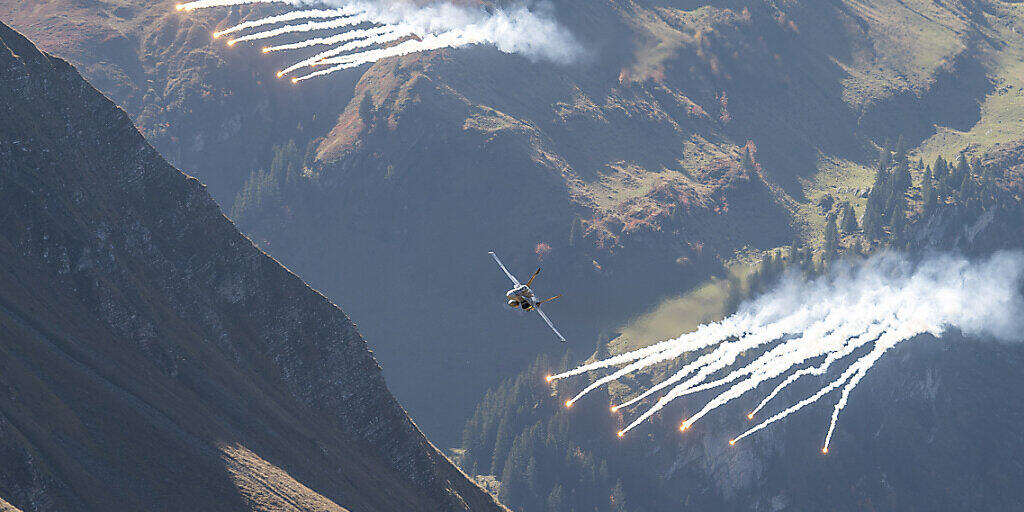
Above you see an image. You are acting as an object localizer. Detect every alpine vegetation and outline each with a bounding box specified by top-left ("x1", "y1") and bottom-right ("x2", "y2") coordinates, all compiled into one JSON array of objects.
[
  {"x1": 549, "y1": 252, "x2": 1024, "y2": 453},
  {"x1": 175, "y1": 0, "x2": 581, "y2": 82}
]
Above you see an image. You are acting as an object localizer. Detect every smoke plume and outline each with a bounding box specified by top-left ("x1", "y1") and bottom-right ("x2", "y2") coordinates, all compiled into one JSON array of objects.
[
  {"x1": 550, "y1": 252, "x2": 1024, "y2": 452},
  {"x1": 176, "y1": 0, "x2": 581, "y2": 81}
]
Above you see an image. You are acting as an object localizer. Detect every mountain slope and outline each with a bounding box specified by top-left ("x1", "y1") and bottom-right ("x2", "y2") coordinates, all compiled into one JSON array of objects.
[
  {"x1": 0, "y1": 21, "x2": 503, "y2": 512},
  {"x1": 0, "y1": 0, "x2": 351, "y2": 204},
  {"x1": 225, "y1": 0, "x2": 1024, "y2": 440},
  {"x1": 8, "y1": 0, "x2": 1024, "y2": 444}
]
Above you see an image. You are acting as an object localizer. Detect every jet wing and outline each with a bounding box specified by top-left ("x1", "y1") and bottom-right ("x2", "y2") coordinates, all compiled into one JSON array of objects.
[
  {"x1": 489, "y1": 251, "x2": 520, "y2": 286},
  {"x1": 535, "y1": 307, "x2": 566, "y2": 342}
]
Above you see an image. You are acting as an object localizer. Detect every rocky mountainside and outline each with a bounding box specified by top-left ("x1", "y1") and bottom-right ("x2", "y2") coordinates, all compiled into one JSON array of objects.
[
  {"x1": 7, "y1": 0, "x2": 1024, "y2": 444},
  {"x1": 0, "y1": 21, "x2": 504, "y2": 512}
]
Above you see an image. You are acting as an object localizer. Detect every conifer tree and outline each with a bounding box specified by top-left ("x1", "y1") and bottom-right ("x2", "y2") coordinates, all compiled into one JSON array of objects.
[
  {"x1": 959, "y1": 174, "x2": 977, "y2": 212},
  {"x1": 801, "y1": 246, "x2": 814, "y2": 273},
  {"x1": 893, "y1": 157, "x2": 911, "y2": 193},
  {"x1": 840, "y1": 202, "x2": 858, "y2": 233},
  {"x1": 611, "y1": 480, "x2": 629, "y2": 512},
  {"x1": 525, "y1": 456, "x2": 540, "y2": 499},
  {"x1": 813, "y1": 253, "x2": 825, "y2": 275},
  {"x1": 491, "y1": 416, "x2": 513, "y2": 475},
  {"x1": 878, "y1": 140, "x2": 892, "y2": 172},
  {"x1": 922, "y1": 165, "x2": 936, "y2": 213},
  {"x1": 824, "y1": 213, "x2": 839, "y2": 262},
  {"x1": 851, "y1": 238, "x2": 864, "y2": 257},
  {"x1": 769, "y1": 250, "x2": 784, "y2": 279},
  {"x1": 933, "y1": 156, "x2": 949, "y2": 200},
  {"x1": 955, "y1": 153, "x2": 970, "y2": 187},
  {"x1": 981, "y1": 166, "x2": 997, "y2": 208},
  {"x1": 547, "y1": 485, "x2": 565, "y2": 512},
  {"x1": 862, "y1": 199, "x2": 884, "y2": 240},
  {"x1": 890, "y1": 206, "x2": 907, "y2": 245},
  {"x1": 866, "y1": 153, "x2": 891, "y2": 226}
]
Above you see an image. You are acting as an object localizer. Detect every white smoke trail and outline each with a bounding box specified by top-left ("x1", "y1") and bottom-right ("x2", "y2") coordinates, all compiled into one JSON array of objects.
[
  {"x1": 610, "y1": 282, "x2": 882, "y2": 413},
  {"x1": 671, "y1": 313, "x2": 885, "y2": 434},
  {"x1": 668, "y1": 290, "x2": 904, "y2": 428},
  {"x1": 264, "y1": 25, "x2": 395, "y2": 52},
  {"x1": 732, "y1": 349, "x2": 865, "y2": 444},
  {"x1": 749, "y1": 321, "x2": 887, "y2": 418},
  {"x1": 213, "y1": 8, "x2": 354, "y2": 38},
  {"x1": 176, "y1": 0, "x2": 581, "y2": 82},
  {"x1": 293, "y1": 31, "x2": 481, "y2": 81},
  {"x1": 733, "y1": 324, "x2": 913, "y2": 448},
  {"x1": 551, "y1": 320, "x2": 739, "y2": 381},
  {"x1": 228, "y1": 15, "x2": 368, "y2": 44},
  {"x1": 177, "y1": 0, "x2": 299, "y2": 11},
  {"x1": 552, "y1": 294, "x2": 807, "y2": 382},
  {"x1": 553, "y1": 252, "x2": 1024, "y2": 450},
  {"x1": 315, "y1": 30, "x2": 478, "y2": 65},
  {"x1": 276, "y1": 28, "x2": 403, "y2": 75},
  {"x1": 612, "y1": 309, "x2": 824, "y2": 411}
]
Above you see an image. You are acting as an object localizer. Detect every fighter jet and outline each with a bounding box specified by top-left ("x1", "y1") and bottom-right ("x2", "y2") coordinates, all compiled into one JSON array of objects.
[{"x1": 489, "y1": 251, "x2": 566, "y2": 342}]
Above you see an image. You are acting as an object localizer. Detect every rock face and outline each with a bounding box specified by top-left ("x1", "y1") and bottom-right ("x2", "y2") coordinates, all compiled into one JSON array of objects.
[{"x1": 0, "y1": 22, "x2": 504, "y2": 512}]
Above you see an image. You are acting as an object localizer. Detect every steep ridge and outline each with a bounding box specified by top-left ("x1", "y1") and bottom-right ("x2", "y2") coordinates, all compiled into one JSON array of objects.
[{"x1": 0, "y1": 22, "x2": 503, "y2": 512}]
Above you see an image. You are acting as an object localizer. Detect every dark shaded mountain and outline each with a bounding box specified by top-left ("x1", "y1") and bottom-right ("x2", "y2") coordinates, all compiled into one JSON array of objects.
[{"x1": 0, "y1": 21, "x2": 504, "y2": 512}]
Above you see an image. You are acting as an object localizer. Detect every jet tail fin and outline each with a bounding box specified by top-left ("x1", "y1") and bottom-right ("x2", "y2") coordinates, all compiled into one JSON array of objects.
[
  {"x1": 537, "y1": 294, "x2": 561, "y2": 305},
  {"x1": 525, "y1": 267, "x2": 541, "y2": 287}
]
